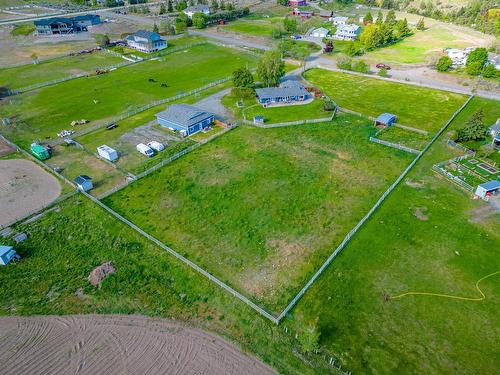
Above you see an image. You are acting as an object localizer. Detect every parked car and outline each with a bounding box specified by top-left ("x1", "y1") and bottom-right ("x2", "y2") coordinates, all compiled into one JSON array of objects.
[
  {"x1": 147, "y1": 141, "x2": 165, "y2": 152},
  {"x1": 376, "y1": 63, "x2": 391, "y2": 70},
  {"x1": 291, "y1": 35, "x2": 302, "y2": 40},
  {"x1": 136, "y1": 143, "x2": 155, "y2": 157}
]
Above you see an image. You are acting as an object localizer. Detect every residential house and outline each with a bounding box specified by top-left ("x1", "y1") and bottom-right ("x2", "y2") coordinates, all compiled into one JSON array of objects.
[
  {"x1": 0, "y1": 246, "x2": 19, "y2": 266},
  {"x1": 183, "y1": 4, "x2": 210, "y2": 19},
  {"x1": 333, "y1": 24, "x2": 361, "y2": 41},
  {"x1": 488, "y1": 53, "x2": 500, "y2": 70},
  {"x1": 289, "y1": 0, "x2": 307, "y2": 6},
  {"x1": 311, "y1": 27, "x2": 329, "y2": 38},
  {"x1": 255, "y1": 80, "x2": 312, "y2": 106},
  {"x1": 332, "y1": 16, "x2": 348, "y2": 26},
  {"x1": 34, "y1": 14, "x2": 100, "y2": 35},
  {"x1": 291, "y1": 8, "x2": 313, "y2": 19},
  {"x1": 156, "y1": 104, "x2": 215, "y2": 136},
  {"x1": 126, "y1": 30, "x2": 167, "y2": 53},
  {"x1": 490, "y1": 119, "x2": 500, "y2": 149},
  {"x1": 446, "y1": 48, "x2": 468, "y2": 66}
]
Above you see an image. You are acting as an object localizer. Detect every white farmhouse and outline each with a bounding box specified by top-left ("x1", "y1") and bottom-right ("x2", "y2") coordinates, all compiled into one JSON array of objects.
[
  {"x1": 183, "y1": 4, "x2": 210, "y2": 19},
  {"x1": 333, "y1": 24, "x2": 361, "y2": 41}
]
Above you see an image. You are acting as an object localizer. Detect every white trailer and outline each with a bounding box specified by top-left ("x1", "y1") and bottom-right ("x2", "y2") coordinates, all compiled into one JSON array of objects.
[
  {"x1": 97, "y1": 145, "x2": 119, "y2": 161},
  {"x1": 136, "y1": 143, "x2": 155, "y2": 157},
  {"x1": 147, "y1": 141, "x2": 165, "y2": 152}
]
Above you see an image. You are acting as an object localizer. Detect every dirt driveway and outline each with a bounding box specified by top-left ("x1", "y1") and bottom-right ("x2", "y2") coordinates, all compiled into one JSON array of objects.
[
  {"x1": 0, "y1": 315, "x2": 276, "y2": 375},
  {"x1": 0, "y1": 159, "x2": 61, "y2": 228}
]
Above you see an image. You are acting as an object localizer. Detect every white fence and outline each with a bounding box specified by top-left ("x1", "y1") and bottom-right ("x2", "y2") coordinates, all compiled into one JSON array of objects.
[{"x1": 369, "y1": 137, "x2": 421, "y2": 155}]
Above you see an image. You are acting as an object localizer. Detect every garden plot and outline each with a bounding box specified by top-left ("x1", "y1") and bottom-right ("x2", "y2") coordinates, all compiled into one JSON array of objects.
[
  {"x1": 104, "y1": 115, "x2": 414, "y2": 311},
  {"x1": 304, "y1": 69, "x2": 467, "y2": 133},
  {"x1": 0, "y1": 43, "x2": 257, "y2": 149}
]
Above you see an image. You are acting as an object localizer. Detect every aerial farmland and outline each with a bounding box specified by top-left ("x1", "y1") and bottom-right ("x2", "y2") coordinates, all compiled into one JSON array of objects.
[{"x1": 0, "y1": 1, "x2": 499, "y2": 374}]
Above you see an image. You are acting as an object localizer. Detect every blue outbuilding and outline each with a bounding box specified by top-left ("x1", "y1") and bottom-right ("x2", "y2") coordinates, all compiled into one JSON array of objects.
[
  {"x1": 375, "y1": 113, "x2": 397, "y2": 128},
  {"x1": 156, "y1": 104, "x2": 215, "y2": 136},
  {"x1": 0, "y1": 246, "x2": 19, "y2": 266},
  {"x1": 255, "y1": 80, "x2": 311, "y2": 106}
]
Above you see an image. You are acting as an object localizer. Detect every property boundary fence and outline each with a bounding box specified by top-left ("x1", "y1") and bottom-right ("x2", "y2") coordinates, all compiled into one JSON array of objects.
[
  {"x1": 446, "y1": 139, "x2": 476, "y2": 155},
  {"x1": 47, "y1": 76, "x2": 232, "y2": 146},
  {"x1": 244, "y1": 115, "x2": 335, "y2": 128},
  {"x1": 275, "y1": 94, "x2": 474, "y2": 322},
  {"x1": 81, "y1": 190, "x2": 279, "y2": 324},
  {"x1": 369, "y1": 137, "x2": 421, "y2": 155}
]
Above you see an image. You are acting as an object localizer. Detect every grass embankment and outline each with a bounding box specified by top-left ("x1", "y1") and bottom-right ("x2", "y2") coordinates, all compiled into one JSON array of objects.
[
  {"x1": 290, "y1": 95, "x2": 500, "y2": 374},
  {"x1": 305, "y1": 68, "x2": 467, "y2": 132},
  {"x1": 0, "y1": 52, "x2": 124, "y2": 90},
  {"x1": 0, "y1": 43, "x2": 257, "y2": 149},
  {"x1": 11, "y1": 23, "x2": 35, "y2": 36},
  {"x1": 104, "y1": 115, "x2": 413, "y2": 310}
]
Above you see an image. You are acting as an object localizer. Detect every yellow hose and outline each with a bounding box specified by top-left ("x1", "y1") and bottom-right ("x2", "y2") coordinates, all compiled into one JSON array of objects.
[{"x1": 390, "y1": 270, "x2": 500, "y2": 302}]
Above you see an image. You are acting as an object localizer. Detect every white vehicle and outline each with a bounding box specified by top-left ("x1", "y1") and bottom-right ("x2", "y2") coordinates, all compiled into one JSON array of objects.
[
  {"x1": 147, "y1": 141, "x2": 165, "y2": 152},
  {"x1": 136, "y1": 143, "x2": 155, "y2": 157},
  {"x1": 97, "y1": 144, "x2": 119, "y2": 161}
]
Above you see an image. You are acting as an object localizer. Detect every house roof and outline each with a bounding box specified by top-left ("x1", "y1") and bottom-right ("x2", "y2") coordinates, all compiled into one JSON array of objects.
[
  {"x1": 376, "y1": 113, "x2": 397, "y2": 124},
  {"x1": 336, "y1": 24, "x2": 361, "y2": 33},
  {"x1": 127, "y1": 30, "x2": 164, "y2": 42},
  {"x1": 320, "y1": 10, "x2": 332, "y2": 17},
  {"x1": 0, "y1": 246, "x2": 14, "y2": 258},
  {"x1": 490, "y1": 120, "x2": 500, "y2": 133},
  {"x1": 74, "y1": 175, "x2": 92, "y2": 185},
  {"x1": 478, "y1": 180, "x2": 500, "y2": 191},
  {"x1": 332, "y1": 16, "x2": 348, "y2": 21},
  {"x1": 156, "y1": 104, "x2": 214, "y2": 129},
  {"x1": 34, "y1": 14, "x2": 98, "y2": 26},
  {"x1": 313, "y1": 27, "x2": 329, "y2": 34},
  {"x1": 255, "y1": 81, "x2": 309, "y2": 100},
  {"x1": 185, "y1": 4, "x2": 209, "y2": 12}
]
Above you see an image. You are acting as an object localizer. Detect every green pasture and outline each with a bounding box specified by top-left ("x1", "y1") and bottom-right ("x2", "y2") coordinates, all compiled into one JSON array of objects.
[
  {"x1": 11, "y1": 23, "x2": 35, "y2": 36},
  {"x1": 290, "y1": 96, "x2": 500, "y2": 375},
  {"x1": 0, "y1": 52, "x2": 123, "y2": 90},
  {"x1": 223, "y1": 17, "x2": 283, "y2": 37},
  {"x1": 104, "y1": 115, "x2": 413, "y2": 310},
  {"x1": 377, "y1": 126, "x2": 431, "y2": 151},
  {"x1": 0, "y1": 43, "x2": 257, "y2": 149},
  {"x1": 304, "y1": 68, "x2": 467, "y2": 132},
  {"x1": 242, "y1": 99, "x2": 329, "y2": 124}
]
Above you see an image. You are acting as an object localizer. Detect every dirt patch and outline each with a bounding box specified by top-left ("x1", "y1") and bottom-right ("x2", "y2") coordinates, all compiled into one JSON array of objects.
[
  {"x1": 468, "y1": 204, "x2": 499, "y2": 223},
  {"x1": 0, "y1": 138, "x2": 15, "y2": 156},
  {"x1": 0, "y1": 315, "x2": 276, "y2": 375},
  {"x1": 405, "y1": 179, "x2": 425, "y2": 189},
  {"x1": 414, "y1": 207, "x2": 428, "y2": 221},
  {"x1": 0, "y1": 159, "x2": 61, "y2": 228},
  {"x1": 88, "y1": 261, "x2": 116, "y2": 286}
]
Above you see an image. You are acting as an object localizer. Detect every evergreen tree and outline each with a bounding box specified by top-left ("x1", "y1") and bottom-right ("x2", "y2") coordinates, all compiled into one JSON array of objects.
[
  {"x1": 345, "y1": 42, "x2": 358, "y2": 57},
  {"x1": 385, "y1": 9, "x2": 396, "y2": 25},
  {"x1": 436, "y1": 55, "x2": 452, "y2": 72},
  {"x1": 167, "y1": 0, "x2": 173, "y2": 12},
  {"x1": 416, "y1": 17, "x2": 425, "y2": 30},
  {"x1": 457, "y1": 110, "x2": 487, "y2": 142},
  {"x1": 376, "y1": 10, "x2": 383, "y2": 25},
  {"x1": 363, "y1": 11, "x2": 373, "y2": 24},
  {"x1": 211, "y1": 0, "x2": 218, "y2": 11},
  {"x1": 482, "y1": 64, "x2": 499, "y2": 78},
  {"x1": 159, "y1": 2, "x2": 166, "y2": 14},
  {"x1": 152, "y1": 23, "x2": 159, "y2": 33}
]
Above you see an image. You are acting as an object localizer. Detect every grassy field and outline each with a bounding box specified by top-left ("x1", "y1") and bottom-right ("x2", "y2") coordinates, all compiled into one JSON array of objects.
[
  {"x1": 289, "y1": 96, "x2": 500, "y2": 375},
  {"x1": 104, "y1": 115, "x2": 413, "y2": 310},
  {"x1": 0, "y1": 43, "x2": 257, "y2": 149},
  {"x1": 223, "y1": 17, "x2": 283, "y2": 37},
  {"x1": 377, "y1": 126, "x2": 431, "y2": 151},
  {"x1": 304, "y1": 68, "x2": 467, "y2": 132},
  {"x1": 11, "y1": 23, "x2": 35, "y2": 36},
  {"x1": 0, "y1": 52, "x2": 124, "y2": 90}
]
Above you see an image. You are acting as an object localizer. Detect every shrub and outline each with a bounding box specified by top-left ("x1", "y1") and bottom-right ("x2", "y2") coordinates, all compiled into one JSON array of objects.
[
  {"x1": 482, "y1": 64, "x2": 499, "y2": 78},
  {"x1": 378, "y1": 67, "x2": 388, "y2": 77},
  {"x1": 352, "y1": 60, "x2": 369, "y2": 73},
  {"x1": 323, "y1": 100, "x2": 336, "y2": 112},
  {"x1": 337, "y1": 55, "x2": 352, "y2": 70},
  {"x1": 436, "y1": 56, "x2": 453, "y2": 72}
]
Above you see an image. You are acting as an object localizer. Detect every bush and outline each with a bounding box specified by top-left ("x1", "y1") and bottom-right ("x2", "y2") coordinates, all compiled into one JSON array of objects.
[
  {"x1": 336, "y1": 55, "x2": 352, "y2": 70},
  {"x1": 323, "y1": 100, "x2": 336, "y2": 112},
  {"x1": 378, "y1": 67, "x2": 388, "y2": 77},
  {"x1": 352, "y1": 60, "x2": 369, "y2": 73},
  {"x1": 436, "y1": 56, "x2": 453, "y2": 72},
  {"x1": 231, "y1": 87, "x2": 255, "y2": 99},
  {"x1": 482, "y1": 64, "x2": 499, "y2": 78}
]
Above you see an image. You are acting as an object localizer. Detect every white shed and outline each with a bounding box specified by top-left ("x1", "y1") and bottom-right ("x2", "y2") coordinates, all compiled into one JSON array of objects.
[
  {"x1": 312, "y1": 27, "x2": 329, "y2": 38},
  {"x1": 97, "y1": 145, "x2": 119, "y2": 162}
]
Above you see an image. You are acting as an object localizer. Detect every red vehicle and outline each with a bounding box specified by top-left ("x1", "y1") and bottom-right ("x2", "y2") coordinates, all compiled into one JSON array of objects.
[{"x1": 376, "y1": 63, "x2": 391, "y2": 70}]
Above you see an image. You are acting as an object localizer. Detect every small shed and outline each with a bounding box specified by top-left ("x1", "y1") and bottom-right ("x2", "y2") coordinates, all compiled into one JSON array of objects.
[
  {"x1": 375, "y1": 113, "x2": 397, "y2": 128},
  {"x1": 74, "y1": 175, "x2": 93, "y2": 192},
  {"x1": 97, "y1": 145, "x2": 119, "y2": 162},
  {"x1": 312, "y1": 27, "x2": 329, "y2": 38},
  {"x1": 31, "y1": 143, "x2": 50, "y2": 160},
  {"x1": 475, "y1": 180, "x2": 500, "y2": 200},
  {"x1": 253, "y1": 116, "x2": 264, "y2": 125},
  {"x1": 0, "y1": 246, "x2": 19, "y2": 266}
]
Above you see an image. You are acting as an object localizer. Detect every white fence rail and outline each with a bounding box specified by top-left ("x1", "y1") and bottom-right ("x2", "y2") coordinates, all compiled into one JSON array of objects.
[{"x1": 369, "y1": 137, "x2": 421, "y2": 155}]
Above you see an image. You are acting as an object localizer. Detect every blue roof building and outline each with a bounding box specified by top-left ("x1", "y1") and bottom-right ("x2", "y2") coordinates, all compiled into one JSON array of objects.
[
  {"x1": 34, "y1": 14, "x2": 100, "y2": 35},
  {"x1": 156, "y1": 104, "x2": 215, "y2": 136},
  {"x1": 74, "y1": 175, "x2": 93, "y2": 192},
  {"x1": 475, "y1": 180, "x2": 500, "y2": 200},
  {"x1": 0, "y1": 246, "x2": 19, "y2": 266},
  {"x1": 375, "y1": 113, "x2": 397, "y2": 128},
  {"x1": 126, "y1": 30, "x2": 167, "y2": 53},
  {"x1": 255, "y1": 80, "x2": 312, "y2": 106}
]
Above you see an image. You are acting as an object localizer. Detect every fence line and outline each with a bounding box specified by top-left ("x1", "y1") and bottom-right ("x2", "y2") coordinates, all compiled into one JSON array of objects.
[
  {"x1": 432, "y1": 164, "x2": 474, "y2": 192},
  {"x1": 82, "y1": 190, "x2": 279, "y2": 323},
  {"x1": 245, "y1": 115, "x2": 335, "y2": 128},
  {"x1": 276, "y1": 94, "x2": 474, "y2": 322},
  {"x1": 369, "y1": 137, "x2": 421, "y2": 154},
  {"x1": 47, "y1": 76, "x2": 231, "y2": 146},
  {"x1": 446, "y1": 139, "x2": 476, "y2": 155}
]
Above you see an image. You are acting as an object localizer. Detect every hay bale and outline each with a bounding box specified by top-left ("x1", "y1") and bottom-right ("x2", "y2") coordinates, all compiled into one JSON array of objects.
[{"x1": 88, "y1": 261, "x2": 116, "y2": 286}]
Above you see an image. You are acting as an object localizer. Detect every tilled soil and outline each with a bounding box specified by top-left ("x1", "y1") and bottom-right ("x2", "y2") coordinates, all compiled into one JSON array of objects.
[{"x1": 0, "y1": 315, "x2": 276, "y2": 375}]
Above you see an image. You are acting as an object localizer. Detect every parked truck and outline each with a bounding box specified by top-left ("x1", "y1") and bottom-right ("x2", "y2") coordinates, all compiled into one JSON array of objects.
[{"x1": 136, "y1": 143, "x2": 154, "y2": 157}]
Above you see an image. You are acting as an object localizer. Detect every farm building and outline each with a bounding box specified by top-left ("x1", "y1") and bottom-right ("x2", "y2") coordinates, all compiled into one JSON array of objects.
[
  {"x1": 74, "y1": 175, "x2": 93, "y2": 192},
  {"x1": 183, "y1": 4, "x2": 210, "y2": 18},
  {"x1": 375, "y1": 113, "x2": 397, "y2": 128},
  {"x1": 126, "y1": 30, "x2": 167, "y2": 53},
  {"x1": 475, "y1": 180, "x2": 500, "y2": 200},
  {"x1": 332, "y1": 16, "x2": 348, "y2": 25},
  {"x1": 0, "y1": 246, "x2": 19, "y2": 266},
  {"x1": 253, "y1": 116, "x2": 264, "y2": 125},
  {"x1": 156, "y1": 104, "x2": 215, "y2": 136},
  {"x1": 97, "y1": 145, "x2": 119, "y2": 162},
  {"x1": 30, "y1": 143, "x2": 50, "y2": 160},
  {"x1": 289, "y1": 0, "x2": 306, "y2": 6},
  {"x1": 291, "y1": 8, "x2": 313, "y2": 19},
  {"x1": 255, "y1": 80, "x2": 312, "y2": 106},
  {"x1": 333, "y1": 24, "x2": 361, "y2": 41},
  {"x1": 319, "y1": 10, "x2": 333, "y2": 19},
  {"x1": 34, "y1": 15, "x2": 100, "y2": 35},
  {"x1": 311, "y1": 27, "x2": 329, "y2": 38},
  {"x1": 490, "y1": 120, "x2": 500, "y2": 149}
]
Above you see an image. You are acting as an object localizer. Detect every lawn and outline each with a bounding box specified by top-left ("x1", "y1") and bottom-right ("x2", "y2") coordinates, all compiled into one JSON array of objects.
[
  {"x1": 11, "y1": 23, "x2": 35, "y2": 36},
  {"x1": 0, "y1": 43, "x2": 258, "y2": 149},
  {"x1": 377, "y1": 126, "x2": 431, "y2": 151},
  {"x1": 242, "y1": 99, "x2": 330, "y2": 124},
  {"x1": 304, "y1": 68, "x2": 467, "y2": 132},
  {"x1": 104, "y1": 115, "x2": 413, "y2": 311},
  {"x1": 223, "y1": 17, "x2": 284, "y2": 37},
  {"x1": 0, "y1": 51, "x2": 124, "y2": 90},
  {"x1": 289, "y1": 95, "x2": 500, "y2": 375}
]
